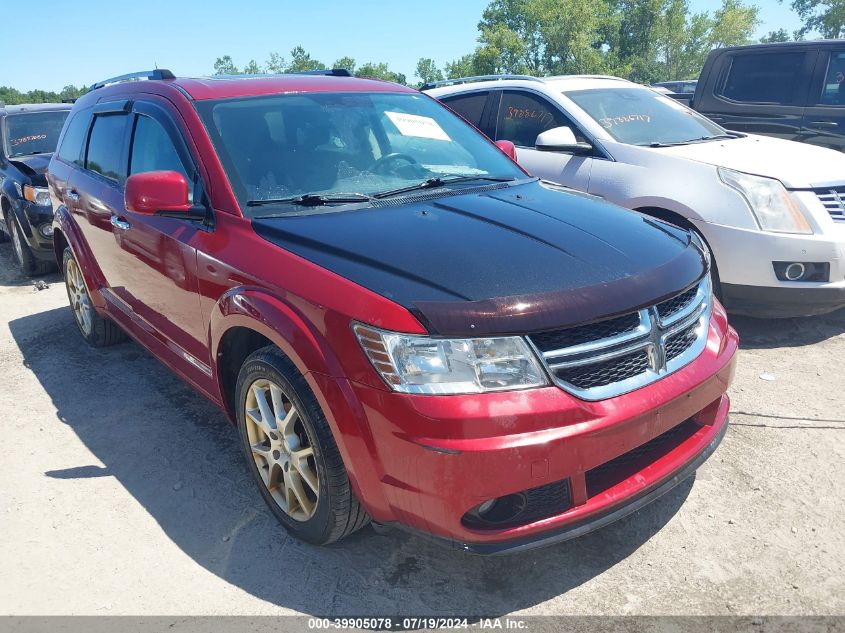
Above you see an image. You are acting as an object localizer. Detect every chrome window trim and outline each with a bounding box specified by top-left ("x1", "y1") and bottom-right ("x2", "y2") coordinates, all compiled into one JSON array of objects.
[{"x1": 527, "y1": 277, "x2": 712, "y2": 401}]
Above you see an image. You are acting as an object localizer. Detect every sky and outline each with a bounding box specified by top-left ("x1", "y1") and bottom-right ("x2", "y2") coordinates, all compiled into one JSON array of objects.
[{"x1": 2, "y1": 0, "x2": 805, "y2": 93}]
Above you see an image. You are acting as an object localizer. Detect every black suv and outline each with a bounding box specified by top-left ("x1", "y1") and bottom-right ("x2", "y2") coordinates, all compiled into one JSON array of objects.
[
  {"x1": 0, "y1": 102, "x2": 71, "y2": 274},
  {"x1": 693, "y1": 40, "x2": 845, "y2": 152}
]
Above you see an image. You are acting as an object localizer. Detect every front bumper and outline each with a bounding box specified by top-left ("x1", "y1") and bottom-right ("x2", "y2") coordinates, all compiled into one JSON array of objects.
[
  {"x1": 693, "y1": 219, "x2": 845, "y2": 317},
  {"x1": 341, "y1": 302, "x2": 738, "y2": 553},
  {"x1": 15, "y1": 199, "x2": 55, "y2": 259},
  {"x1": 721, "y1": 283, "x2": 845, "y2": 318}
]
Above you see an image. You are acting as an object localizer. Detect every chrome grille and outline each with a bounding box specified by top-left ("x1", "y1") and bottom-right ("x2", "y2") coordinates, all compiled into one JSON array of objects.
[
  {"x1": 528, "y1": 278, "x2": 711, "y2": 401},
  {"x1": 815, "y1": 187, "x2": 845, "y2": 223}
]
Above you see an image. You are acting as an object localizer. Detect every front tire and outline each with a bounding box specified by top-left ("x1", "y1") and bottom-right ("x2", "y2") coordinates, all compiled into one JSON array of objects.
[
  {"x1": 235, "y1": 346, "x2": 369, "y2": 545},
  {"x1": 63, "y1": 247, "x2": 127, "y2": 347},
  {"x1": 10, "y1": 215, "x2": 52, "y2": 276},
  {"x1": 691, "y1": 228, "x2": 723, "y2": 302}
]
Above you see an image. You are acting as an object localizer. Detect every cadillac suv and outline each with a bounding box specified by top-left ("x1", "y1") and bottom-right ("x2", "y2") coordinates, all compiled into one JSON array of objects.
[{"x1": 47, "y1": 69, "x2": 737, "y2": 553}]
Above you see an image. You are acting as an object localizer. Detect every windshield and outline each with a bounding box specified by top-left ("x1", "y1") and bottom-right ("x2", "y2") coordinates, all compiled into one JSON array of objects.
[
  {"x1": 195, "y1": 91, "x2": 524, "y2": 214},
  {"x1": 566, "y1": 87, "x2": 725, "y2": 146},
  {"x1": 4, "y1": 111, "x2": 69, "y2": 158}
]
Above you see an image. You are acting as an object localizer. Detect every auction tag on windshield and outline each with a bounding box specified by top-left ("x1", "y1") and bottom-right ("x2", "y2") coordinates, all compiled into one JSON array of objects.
[{"x1": 385, "y1": 111, "x2": 451, "y2": 141}]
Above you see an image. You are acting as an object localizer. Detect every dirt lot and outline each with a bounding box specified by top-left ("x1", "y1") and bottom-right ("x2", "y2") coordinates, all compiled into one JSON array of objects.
[{"x1": 0, "y1": 240, "x2": 843, "y2": 617}]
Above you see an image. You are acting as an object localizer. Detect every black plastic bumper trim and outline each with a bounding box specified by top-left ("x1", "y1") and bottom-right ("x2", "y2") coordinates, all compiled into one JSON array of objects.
[{"x1": 722, "y1": 283, "x2": 845, "y2": 318}]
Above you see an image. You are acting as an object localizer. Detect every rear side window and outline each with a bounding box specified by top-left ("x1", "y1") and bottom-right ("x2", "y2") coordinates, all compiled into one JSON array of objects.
[
  {"x1": 818, "y1": 51, "x2": 845, "y2": 105},
  {"x1": 495, "y1": 91, "x2": 576, "y2": 147},
  {"x1": 441, "y1": 92, "x2": 488, "y2": 127},
  {"x1": 57, "y1": 110, "x2": 90, "y2": 166},
  {"x1": 86, "y1": 114, "x2": 128, "y2": 182},
  {"x1": 718, "y1": 52, "x2": 806, "y2": 105}
]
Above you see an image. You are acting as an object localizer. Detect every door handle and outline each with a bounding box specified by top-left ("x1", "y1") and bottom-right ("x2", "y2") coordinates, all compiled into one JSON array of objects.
[
  {"x1": 67, "y1": 190, "x2": 80, "y2": 202},
  {"x1": 808, "y1": 120, "x2": 838, "y2": 128},
  {"x1": 110, "y1": 216, "x2": 131, "y2": 231}
]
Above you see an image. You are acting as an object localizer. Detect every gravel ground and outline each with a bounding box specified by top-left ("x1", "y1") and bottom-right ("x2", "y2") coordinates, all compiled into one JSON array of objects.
[{"x1": 0, "y1": 240, "x2": 843, "y2": 617}]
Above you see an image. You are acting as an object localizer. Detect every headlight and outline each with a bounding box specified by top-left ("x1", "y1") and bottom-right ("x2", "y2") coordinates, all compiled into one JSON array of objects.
[
  {"x1": 353, "y1": 324, "x2": 549, "y2": 394},
  {"x1": 718, "y1": 168, "x2": 812, "y2": 234},
  {"x1": 23, "y1": 185, "x2": 52, "y2": 207}
]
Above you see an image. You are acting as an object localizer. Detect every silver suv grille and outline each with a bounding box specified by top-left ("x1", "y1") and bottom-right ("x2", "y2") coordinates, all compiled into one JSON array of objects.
[
  {"x1": 528, "y1": 278, "x2": 712, "y2": 401},
  {"x1": 815, "y1": 188, "x2": 845, "y2": 223}
]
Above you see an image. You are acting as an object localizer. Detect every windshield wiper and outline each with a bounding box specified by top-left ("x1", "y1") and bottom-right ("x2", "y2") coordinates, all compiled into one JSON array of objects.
[
  {"x1": 373, "y1": 175, "x2": 516, "y2": 199},
  {"x1": 247, "y1": 192, "x2": 374, "y2": 208},
  {"x1": 647, "y1": 133, "x2": 742, "y2": 148}
]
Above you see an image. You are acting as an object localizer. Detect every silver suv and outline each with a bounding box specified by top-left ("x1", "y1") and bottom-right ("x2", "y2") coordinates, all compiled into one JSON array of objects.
[{"x1": 425, "y1": 74, "x2": 845, "y2": 318}]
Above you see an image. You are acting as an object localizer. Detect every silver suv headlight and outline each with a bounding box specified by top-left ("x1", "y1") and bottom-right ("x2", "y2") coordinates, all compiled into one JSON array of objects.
[
  {"x1": 718, "y1": 168, "x2": 812, "y2": 234},
  {"x1": 353, "y1": 324, "x2": 548, "y2": 394}
]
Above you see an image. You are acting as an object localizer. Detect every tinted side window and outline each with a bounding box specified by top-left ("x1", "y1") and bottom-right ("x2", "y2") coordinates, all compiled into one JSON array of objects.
[
  {"x1": 718, "y1": 52, "x2": 806, "y2": 104},
  {"x1": 129, "y1": 115, "x2": 188, "y2": 178},
  {"x1": 86, "y1": 114, "x2": 128, "y2": 182},
  {"x1": 495, "y1": 91, "x2": 573, "y2": 147},
  {"x1": 441, "y1": 92, "x2": 488, "y2": 127},
  {"x1": 57, "y1": 110, "x2": 90, "y2": 166},
  {"x1": 818, "y1": 51, "x2": 845, "y2": 105}
]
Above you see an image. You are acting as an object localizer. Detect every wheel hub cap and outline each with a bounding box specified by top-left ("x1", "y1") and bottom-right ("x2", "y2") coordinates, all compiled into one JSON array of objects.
[
  {"x1": 244, "y1": 379, "x2": 319, "y2": 522},
  {"x1": 65, "y1": 258, "x2": 93, "y2": 335}
]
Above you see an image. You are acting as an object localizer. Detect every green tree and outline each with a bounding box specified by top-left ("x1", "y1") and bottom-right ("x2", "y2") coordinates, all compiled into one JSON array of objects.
[
  {"x1": 243, "y1": 59, "x2": 262, "y2": 75},
  {"x1": 444, "y1": 54, "x2": 478, "y2": 79},
  {"x1": 333, "y1": 56, "x2": 357, "y2": 73},
  {"x1": 287, "y1": 46, "x2": 326, "y2": 72},
  {"x1": 790, "y1": 0, "x2": 845, "y2": 37},
  {"x1": 265, "y1": 52, "x2": 287, "y2": 74},
  {"x1": 415, "y1": 58, "x2": 444, "y2": 86},
  {"x1": 213, "y1": 55, "x2": 240, "y2": 75},
  {"x1": 0, "y1": 84, "x2": 87, "y2": 105},
  {"x1": 760, "y1": 27, "x2": 792, "y2": 42},
  {"x1": 355, "y1": 62, "x2": 407, "y2": 85},
  {"x1": 709, "y1": 0, "x2": 760, "y2": 48}
]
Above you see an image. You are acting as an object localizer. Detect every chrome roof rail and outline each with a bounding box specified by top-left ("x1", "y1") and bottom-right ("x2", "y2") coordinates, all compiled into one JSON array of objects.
[
  {"x1": 421, "y1": 74, "x2": 544, "y2": 90},
  {"x1": 89, "y1": 69, "x2": 176, "y2": 91}
]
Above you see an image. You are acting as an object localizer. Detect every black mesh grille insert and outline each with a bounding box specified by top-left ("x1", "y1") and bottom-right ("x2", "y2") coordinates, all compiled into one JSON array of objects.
[
  {"x1": 463, "y1": 478, "x2": 573, "y2": 530},
  {"x1": 656, "y1": 285, "x2": 697, "y2": 322},
  {"x1": 554, "y1": 350, "x2": 650, "y2": 390},
  {"x1": 665, "y1": 324, "x2": 698, "y2": 362},
  {"x1": 530, "y1": 312, "x2": 642, "y2": 352},
  {"x1": 585, "y1": 419, "x2": 700, "y2": 498}
]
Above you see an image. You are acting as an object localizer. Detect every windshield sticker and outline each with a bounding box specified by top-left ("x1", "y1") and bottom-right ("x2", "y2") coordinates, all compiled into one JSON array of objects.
[
  {"x1": 385, "y1": 112, "x2": 451, "y2": 141},
  {"x1": 598, "y1": 114, "x2": 651, "y2": 129},
  {"x1": 10, "y1": 134, "x2": 47, "y2": 146}
]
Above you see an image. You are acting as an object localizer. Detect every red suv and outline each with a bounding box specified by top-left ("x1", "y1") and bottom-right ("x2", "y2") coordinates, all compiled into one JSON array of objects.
[{"x1": 47, "y1": 69, "x2": 737, "y2": 553}]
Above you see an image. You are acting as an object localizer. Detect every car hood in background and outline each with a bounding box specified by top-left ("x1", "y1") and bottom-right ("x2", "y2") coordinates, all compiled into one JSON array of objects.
[
  {"x1": 253, "y1": 182, "x2": 707, "y2": 336},
  {"x1": 9, "y1": 153, "x2": 52, "y2": 186},
  {"x1": 647, "y1": 134, "x2": 845, "y2": 189}
]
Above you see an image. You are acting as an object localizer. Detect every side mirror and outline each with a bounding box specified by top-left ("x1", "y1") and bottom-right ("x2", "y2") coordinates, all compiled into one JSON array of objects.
[
  {"x1": 535, "y1": 126, "x2": 593, "y2": 154},
  {"x1": 495, "y1": 139, "x2": 518, "y2": 162},
  {"x1": 125, "y1": 171, "x2": 191, "y2": 215}
]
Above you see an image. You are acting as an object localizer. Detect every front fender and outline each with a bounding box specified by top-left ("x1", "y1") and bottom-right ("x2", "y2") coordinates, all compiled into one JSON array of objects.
[{"x1": 210, "y1": 287, "x2": 393, "y2": 517}]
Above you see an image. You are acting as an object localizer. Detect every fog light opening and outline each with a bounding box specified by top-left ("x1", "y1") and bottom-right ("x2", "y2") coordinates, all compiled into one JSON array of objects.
[
  {"x1": 784, "y1": 262, "x2": 805, "y2": 281},
  {"x1": 470, "y1": 493, "x2": 527, "y2": 525},
  {"x1": 38, "y1": 224, "x2": 54, "y2": 239}
]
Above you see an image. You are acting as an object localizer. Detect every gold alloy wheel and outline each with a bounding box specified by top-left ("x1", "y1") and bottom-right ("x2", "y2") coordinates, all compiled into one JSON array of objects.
[
  {"x1": 65, "y1": 257, "x2": 93, "y2": 335},
  {"x1": 244, "y1": 378, "x2": 320, "y2": 521}
]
